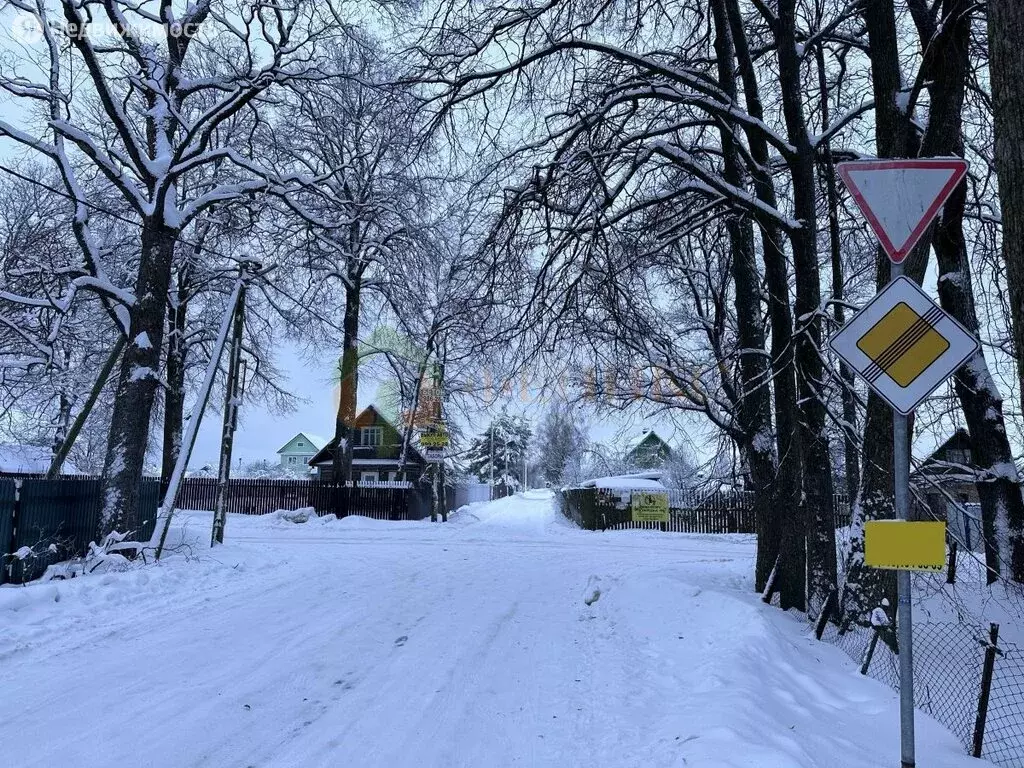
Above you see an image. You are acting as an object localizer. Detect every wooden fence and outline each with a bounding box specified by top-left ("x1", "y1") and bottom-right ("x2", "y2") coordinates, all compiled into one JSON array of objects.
[
  {"x1": 0, "y1": 476, "x2": 441, "y2": 585},
  {"x1": 1, "y1": 476, "x2": 159, "y2": 585},
  {"x1": 560, "y1": 487, "x2": 852, "y2": 533}
]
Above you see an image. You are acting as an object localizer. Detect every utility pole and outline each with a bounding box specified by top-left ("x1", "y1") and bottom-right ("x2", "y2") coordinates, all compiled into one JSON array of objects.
[
  {"x1": 489, "y1": 423, "x2": 494, "y2": 500},
  {"x1": 152, "y1": 276, "x2": 247, "y2": 558},
  {"x1": 46, "y1": 335, "x2": 126, "y2": 479},
  {"x1": 211, "y1": 267, "x2": 251, "y2": 546}
]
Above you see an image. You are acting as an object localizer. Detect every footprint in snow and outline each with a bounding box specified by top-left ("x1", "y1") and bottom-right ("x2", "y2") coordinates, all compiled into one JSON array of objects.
[
  {"x1": 583, "y1": 575, "x2": 602, "y2": 606},
  {"x1": 394, "y1": 635, "x2": 408, "y2": 647}
]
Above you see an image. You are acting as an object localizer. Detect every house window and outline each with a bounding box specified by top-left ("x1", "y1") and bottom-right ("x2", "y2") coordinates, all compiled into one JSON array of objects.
[
  {"x1": 361, "y1": 471, "x2": 378, "y2": 482},
  {"x1": 288, "y1": 456, "x2": 297, "y2": 464},
  {"x1": 297, "y1": 441, "x2": 304, "y2": 447},
  {"x1": 362, "y1": 426, "x2": 383, "y2": 446}
]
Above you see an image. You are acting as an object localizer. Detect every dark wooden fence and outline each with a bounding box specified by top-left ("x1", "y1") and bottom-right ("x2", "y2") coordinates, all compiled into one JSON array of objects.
[
  {"x1": 560, "y1": 487, "x2": 852, "y2": 533},
  {"x1": 1, "y1": 476, "x2": 159, "y2": 585},
  {"x1": 1, "y1": 476, "x2": 437, "y2": 585}
]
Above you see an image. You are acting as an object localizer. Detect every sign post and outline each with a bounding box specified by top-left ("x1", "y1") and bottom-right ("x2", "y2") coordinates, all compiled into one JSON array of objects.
[{"x1": 834, "y1": 158, "x2": 972, "y2": 768}]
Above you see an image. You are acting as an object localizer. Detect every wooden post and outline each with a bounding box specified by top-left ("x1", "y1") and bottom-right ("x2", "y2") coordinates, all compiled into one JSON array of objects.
[
  {"x1": 211, "y1": 275, "x2": 247, "y2": 546},
  {"x1": 814, "y1": 589, "x2": 838, "y2": 640},
  {"x1": 46, "y1": 336, "x2": 126, "y2": 479},
  {"x1": 972, "y1": 623, "x2": 1001, "y2": 758},
  {"x1": 861, "y1": 628, "x2": 881, "y2": 675},
  {"x1": 946, "y1": 538, "x2": 959, "y2": 585}
]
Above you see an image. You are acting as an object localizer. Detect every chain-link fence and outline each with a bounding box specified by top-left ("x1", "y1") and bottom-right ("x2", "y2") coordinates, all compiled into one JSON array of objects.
[{"x1": 818, "y1": 618, "x2": 1023, "y2": 765}]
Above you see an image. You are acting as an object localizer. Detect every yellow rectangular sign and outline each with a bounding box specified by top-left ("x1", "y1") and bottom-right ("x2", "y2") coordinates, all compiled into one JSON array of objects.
[
  {"x1": 632, "y1": 492, "x2": 670, "y2": 523},
  {"x1": 865, "y1": 521, "x2": 947, "y2": 571},
  {"x1": 420, "y1": 429, "x2": 449, "y2": 448}
]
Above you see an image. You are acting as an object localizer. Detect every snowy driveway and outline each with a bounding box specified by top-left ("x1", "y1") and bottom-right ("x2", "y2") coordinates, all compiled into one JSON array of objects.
[{"x1": 0, "y1": 491, "x2": 988, "y2": 767}]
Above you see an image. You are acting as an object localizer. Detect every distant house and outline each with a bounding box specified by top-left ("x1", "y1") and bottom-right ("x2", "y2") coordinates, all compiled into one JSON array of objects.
[
  {"x1": 626, "y1": 431, "x2": 672, "y2": 469},
  {"x1": 276, "y1": 432, "x2": 327, "y2": 471},
  {"x1": 0, "y1": 444, "x2": 79, "y2": 476},
  {"x1": 914, "y1": 429, "x2": 986, "y2": 550},
  {"x1": 308, "y1": 406, "x2": 427, "y2": 482},
  {"x1": 914, "y1": 429, "x2": 978, "y2": 505}
]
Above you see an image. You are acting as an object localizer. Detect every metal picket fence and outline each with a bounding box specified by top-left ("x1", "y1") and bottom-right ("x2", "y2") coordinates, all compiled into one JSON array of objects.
[{"x1": 818, "y1": 617, "x2": 1023, "y2": 765}]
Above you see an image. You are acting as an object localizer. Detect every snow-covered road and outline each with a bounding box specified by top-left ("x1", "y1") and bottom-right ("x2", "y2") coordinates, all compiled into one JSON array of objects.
[{"x1": 0, "y1": 491, "x2": 989, "y2": 767}]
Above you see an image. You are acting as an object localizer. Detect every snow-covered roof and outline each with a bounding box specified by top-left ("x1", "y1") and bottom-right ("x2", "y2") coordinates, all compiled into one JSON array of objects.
[
  {"x1": 0, "y1": 444, "x2": 79, "y2": 475},
  {"x1": 580, "y1": 471, "x2": 665, "y2": 490}
]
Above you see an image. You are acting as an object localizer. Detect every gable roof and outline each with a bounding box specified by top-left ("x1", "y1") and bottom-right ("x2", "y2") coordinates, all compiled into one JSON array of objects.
[
  {"x1": 923, "y1": 429, "x2": 971, "y2": 463},
  {"x1": 276, "y1": 432, "x2": 327, "y2": 454},
  {"x1": 626, "y1": 430, "x2": 671, "y2": 454},
  {"x1": 307, "y1": 406, "x2": 426, "y2": 466}
]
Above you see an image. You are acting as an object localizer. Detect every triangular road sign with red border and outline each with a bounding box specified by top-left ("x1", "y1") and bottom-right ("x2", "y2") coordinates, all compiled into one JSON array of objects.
[{"x1": 838, "y1": 159, "x2": 968, "y2": 263}]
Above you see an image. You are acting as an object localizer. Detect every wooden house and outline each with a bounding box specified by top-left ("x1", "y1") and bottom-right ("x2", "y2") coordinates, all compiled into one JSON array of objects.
[
  {"x1": 275, "y1": 432, "x2": 326, "y2": 471},
  {"x1": 308, "y1": 405, "x2": 427, "y2": 482},
  {"x1": 626, "y1": 430, "x2": 672, "y2": 469},
  {"x1": 914, "y1": 429, "x2": 979, "y2": 505}
]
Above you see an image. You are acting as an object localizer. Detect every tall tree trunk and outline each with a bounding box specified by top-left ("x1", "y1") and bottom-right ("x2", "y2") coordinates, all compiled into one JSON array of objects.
[
  {"x1": 99, "y1": 220, "x2": 177, "y2": 539},
  {"x1": 988, "y1": 0, "x2": 1024, "y2": 438},
  {"x1": 988, "y1": 0, "x2": 1024, "y2": 582},
  {"x1": 725, "y1": 0, "x2": 803, "y2": 597},
  {"x1": 162, "y1": 264, "x2": 191, "y2": 483},
  {"x1": 840, "y1": 0, "x2": 918, "y2": 629},
  {"x1": 774, "y1": 0, "x2": 836, "y2": 615},
  {"x1": 816, "y1": 45, "x2": 860, "y2": 503},
  {"x1": 333, "y1": 280, "x2": 361, "y2": 485},
  {"x1": 711, "y1": 0, "x2": 778, "y2": 593},
  {"x1": 920, "y1": 0, "x2": 1024, "y2": 584}
]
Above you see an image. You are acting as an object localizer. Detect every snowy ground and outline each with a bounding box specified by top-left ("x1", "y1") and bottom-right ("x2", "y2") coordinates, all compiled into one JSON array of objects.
[{"x1": 0, "y1": 491, "x2": 993, "y2": 767}]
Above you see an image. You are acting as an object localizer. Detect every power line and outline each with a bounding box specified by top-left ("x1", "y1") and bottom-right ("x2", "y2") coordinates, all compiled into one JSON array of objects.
[{"x1": 0, "y1": 160, "x2": 257, "y2": 268}]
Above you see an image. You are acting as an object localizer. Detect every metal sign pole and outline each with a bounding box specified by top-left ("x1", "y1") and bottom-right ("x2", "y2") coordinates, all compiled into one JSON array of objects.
[
  {"x1": 890, "y1": 260, "x2": 915, "y2": 768},
  {"x1": 834, "y1": 159, "x2": 974, "y2": 768}
]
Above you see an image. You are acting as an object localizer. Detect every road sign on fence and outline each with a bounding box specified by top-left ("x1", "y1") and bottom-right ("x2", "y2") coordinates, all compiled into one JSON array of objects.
[
  {"x1": 828, "y1": 276, "x2": 979, "y2": 415},
  {"x1": 837, "y1": 159, "x2": 968, "y2": 263},
  {"x1": 632, "y1": 492, "x2": 669, "y2": 523},
  {"x1": 865, "y1": 521, "x2": 947, "y2": 572}
]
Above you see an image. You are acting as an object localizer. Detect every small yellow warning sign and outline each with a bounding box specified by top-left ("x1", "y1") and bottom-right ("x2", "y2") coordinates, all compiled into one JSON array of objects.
[
  {"x1": 864, "y1": 521, "x2": 947, "y2": 571},
  {"x1": 856, "y1": 302, "x2": 949, "y2": 387},
  {"x1": 632, "y1": 492, "x2": 670, "y2": 523}
]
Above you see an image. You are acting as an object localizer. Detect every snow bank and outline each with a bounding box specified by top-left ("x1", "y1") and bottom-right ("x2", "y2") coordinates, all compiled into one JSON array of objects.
[{"x1": 579, "y1": 471, "x2": 665, "y2": 489}]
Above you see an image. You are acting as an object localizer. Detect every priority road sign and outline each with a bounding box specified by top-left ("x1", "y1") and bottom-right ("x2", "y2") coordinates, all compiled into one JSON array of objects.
[
  {"x1": 838, "y1": 159, "x2": 968, "y2": 263},
  {"x1": 829, "y1": 276, "x2": 979, "y2": 415}
]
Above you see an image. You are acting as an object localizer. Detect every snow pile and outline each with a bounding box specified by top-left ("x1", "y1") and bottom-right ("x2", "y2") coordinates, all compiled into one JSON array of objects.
[
  {"x1": 272, "y1": 506, "x2": 319, "y2": 524},
  {"x1": 579, "y1": 471, "x2": 665, "y2": 489}
]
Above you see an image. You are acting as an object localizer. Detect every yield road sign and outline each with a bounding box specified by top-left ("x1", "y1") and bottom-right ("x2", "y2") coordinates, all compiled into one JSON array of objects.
[
  {"x1": 838, "y1": 159, "x2": 968, "y2": 263},
  {"x1": 829, "y1": 276, "x2": 979, "y2": 415}
]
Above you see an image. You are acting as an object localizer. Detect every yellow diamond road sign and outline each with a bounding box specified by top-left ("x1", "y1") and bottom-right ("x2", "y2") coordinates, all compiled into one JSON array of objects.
[{"x1": 829, "y1": 276, "x2": 979, "y2": 415}]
